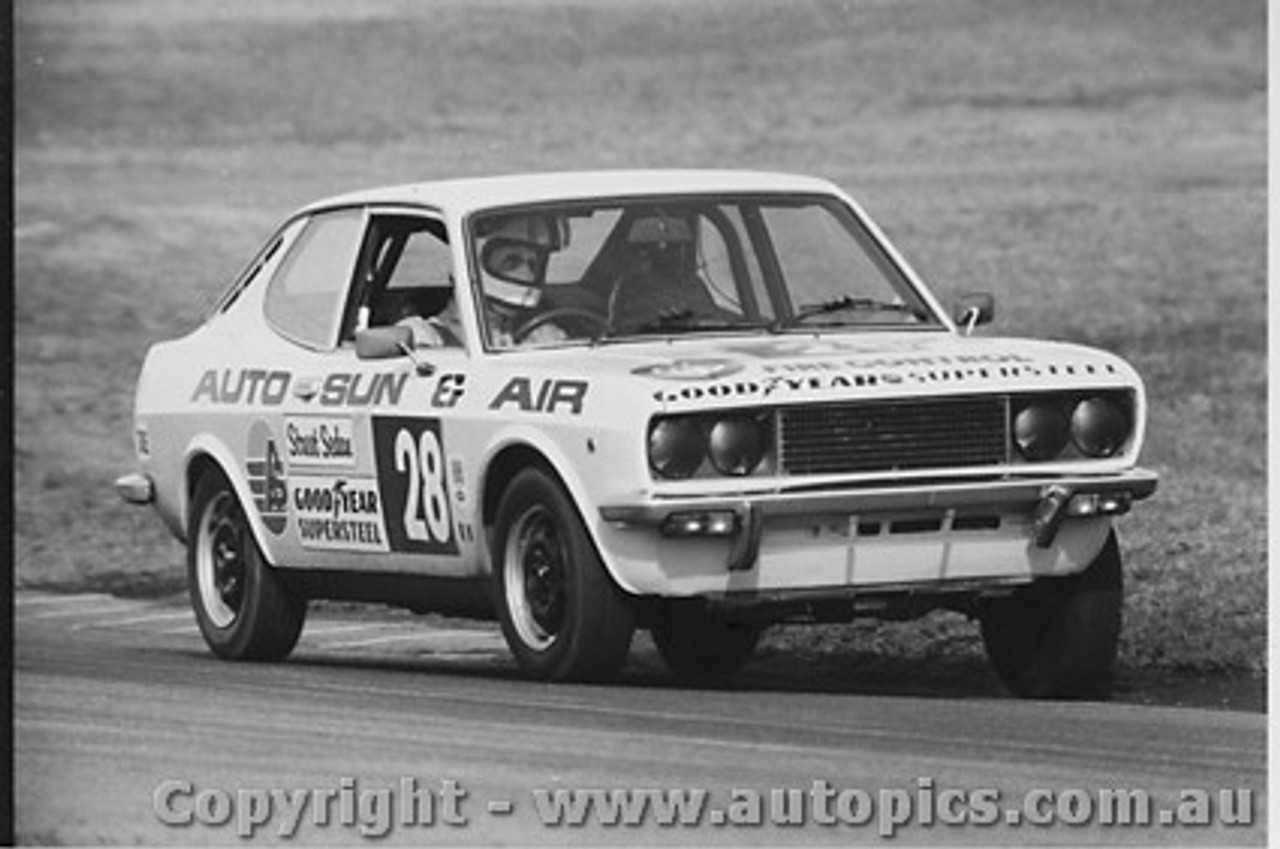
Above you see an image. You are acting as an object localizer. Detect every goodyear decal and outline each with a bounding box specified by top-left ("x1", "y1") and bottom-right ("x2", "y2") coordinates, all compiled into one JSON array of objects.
[
  {"x1": 285, "y1": 416, "x2": 356, "y2": 467},
  {"x1": 488, "y1": 377, "x2": 588, "y2": 415},
  {"x1": 192, "y1": 369, "x2": 409, "y2": 407},
  {"x1": 654, "y1": 373, "x2": 882, "y2": 404},
  {"x1": 372, "y1": 417, "x2": 459, "y2": 556},
  {"x1": 290, "y1": 476, "x2": 388, "y2": 553},
  {"x1": 246, "y1": 420, "x2": 287, "y2": 536},
  {"x1": 653, "y1": 359, "x2": 1119, "y2": 403}
]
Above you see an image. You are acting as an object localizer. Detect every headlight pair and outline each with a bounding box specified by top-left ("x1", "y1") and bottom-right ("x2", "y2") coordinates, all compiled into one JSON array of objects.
[
  {"x1": 1013, "y1": 393, "x2": 1132, "y2": 461},
  {"x1": 649, "y1": 414, "x2": 770, "y2": 479}
]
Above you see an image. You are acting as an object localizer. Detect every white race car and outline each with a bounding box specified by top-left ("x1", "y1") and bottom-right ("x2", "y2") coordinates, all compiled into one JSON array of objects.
[{"x1": 117, "y1": 170, "x2": 1157, "y2": 697}]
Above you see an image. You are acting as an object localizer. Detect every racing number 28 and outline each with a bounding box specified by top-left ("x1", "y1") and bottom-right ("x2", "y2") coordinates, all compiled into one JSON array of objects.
[
  {"x1": 395, "y1": 427, "x2": 450, "y2": 545},
  {"x1": 373, "y1": 417, "x2": 459, "y2": 555}
]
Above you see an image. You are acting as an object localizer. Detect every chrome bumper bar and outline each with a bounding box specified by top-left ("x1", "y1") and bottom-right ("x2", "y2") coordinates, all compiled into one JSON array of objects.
[
  {"x1": 114, "y1": 472, "x2": 155, "y2": 505},
  {"x1": 600, "y1": 469, "x2": 1158, "y2": 570}
]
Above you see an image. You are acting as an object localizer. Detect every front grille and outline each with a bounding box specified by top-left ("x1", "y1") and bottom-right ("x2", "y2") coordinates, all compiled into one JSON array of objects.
[{"x1": 778, "y1": 396, "x2": 1008, "y2": 475}]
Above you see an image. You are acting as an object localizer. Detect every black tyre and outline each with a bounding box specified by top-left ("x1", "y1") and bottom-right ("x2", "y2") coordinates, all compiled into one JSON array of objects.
[
  {"x1": 492, "y1": 468, "x2": 634, "y2": 681},
  {"x1": 187, "y1": 469, "x2": 305, "y2": 661},
  {"x1": 979, "y1": 531, "x2": 1123, "y2": 699},
  {"x1": 651, "y1": 611, "x2": 762, "y2": 682}
]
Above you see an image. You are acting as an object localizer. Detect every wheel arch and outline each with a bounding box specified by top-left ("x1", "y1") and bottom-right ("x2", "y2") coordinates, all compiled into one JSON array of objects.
[
  {"x1": 478, "y1": 434, "x2": 633, "y2": 593},
  {"x1": 481, "y1": 442, "x2": 557, "y2": 530},
  {"x1": 182, "y1": 435, "x2": 281, "y2": 566}
]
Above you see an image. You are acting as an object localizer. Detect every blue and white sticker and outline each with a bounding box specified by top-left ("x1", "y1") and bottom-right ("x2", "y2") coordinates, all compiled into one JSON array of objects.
[{"x1": 247, "y1": 420, "x2": 288, "y2": 536}]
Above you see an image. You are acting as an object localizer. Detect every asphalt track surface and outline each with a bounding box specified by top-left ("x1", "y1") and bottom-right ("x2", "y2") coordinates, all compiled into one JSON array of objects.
[{"x1": 15, "y1": 591, "x2": 1265, "y2": 845}]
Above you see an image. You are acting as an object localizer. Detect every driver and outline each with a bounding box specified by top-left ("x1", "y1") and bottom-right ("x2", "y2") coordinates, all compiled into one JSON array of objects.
[{"x1": 477, "y1": 214, "x2": 574, "y2": 347}]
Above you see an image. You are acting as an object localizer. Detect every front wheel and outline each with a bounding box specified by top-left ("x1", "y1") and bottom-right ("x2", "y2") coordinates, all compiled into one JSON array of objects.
[
  {"x1": 491, "y1": 468, "x2": 634, "y2": 681},
  {"x1": 187, "y1": 469, "x2": 305, "y2": 661},
  {"x1": 979, "y1": 530, "x2": 1123, "y2": 699}
]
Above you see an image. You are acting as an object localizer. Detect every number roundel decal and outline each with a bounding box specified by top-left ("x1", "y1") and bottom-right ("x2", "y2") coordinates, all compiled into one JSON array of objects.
[{"x1": 373, "y1": 417, "x2": 459, "y2": 554}]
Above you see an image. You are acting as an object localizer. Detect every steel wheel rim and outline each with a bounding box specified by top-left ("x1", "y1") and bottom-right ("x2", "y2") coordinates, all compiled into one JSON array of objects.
[
  {"x1": 196, "y1": 491, "x2": 247, "y2": 629},
  {"x1": 504, "y1": 505, "x2": 567, "y2": 651}
]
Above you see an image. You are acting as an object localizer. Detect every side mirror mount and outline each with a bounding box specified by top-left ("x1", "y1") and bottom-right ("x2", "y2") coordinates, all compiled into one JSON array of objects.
[
  {"x1": 355, "y1": 326, "x2": 435, "y2": 376},
  {"x1": 953, "y1": 292, "x2": 995, "y2": 335},
  {"x1": 356, "y1": 326, "x2": 413, "y2": 360}
]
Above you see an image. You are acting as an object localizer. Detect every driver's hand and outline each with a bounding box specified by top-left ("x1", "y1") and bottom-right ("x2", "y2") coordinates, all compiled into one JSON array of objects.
[
  {"x1": 518, "y1": 322, "x2": 569, "y2": 346},
  {"x1": 396, "y1": 315, "x2": 457, "y2": 347}
]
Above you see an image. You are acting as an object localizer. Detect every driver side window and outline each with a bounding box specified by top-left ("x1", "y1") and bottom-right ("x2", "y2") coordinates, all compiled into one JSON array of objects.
[{"x1": 354, "y1": 214, "x2": 463, "y2": 347}]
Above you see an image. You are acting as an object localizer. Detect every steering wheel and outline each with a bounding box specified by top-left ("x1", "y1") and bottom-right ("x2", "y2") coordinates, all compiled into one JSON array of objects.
[
  {"x1": 604, "y1": 271, "x2": 658, "y2": 335},
  {"x1": 512, "y1": 307, "x2": 608, "y2": 344}
]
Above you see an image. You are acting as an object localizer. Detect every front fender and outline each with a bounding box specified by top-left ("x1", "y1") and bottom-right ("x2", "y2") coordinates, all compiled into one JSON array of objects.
[{"x1": 477, "y1": 421, "x2": 646, "y2": 592}]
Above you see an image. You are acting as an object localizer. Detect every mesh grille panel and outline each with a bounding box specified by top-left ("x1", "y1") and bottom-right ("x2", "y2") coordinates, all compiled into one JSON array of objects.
[{"x1": 779, "y1": 396, "x2": 1008, "y2": 475}]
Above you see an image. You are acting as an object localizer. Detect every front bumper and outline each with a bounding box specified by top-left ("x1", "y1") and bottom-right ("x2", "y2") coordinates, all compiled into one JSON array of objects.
[{"x1": 600, "y1": 469, "x2": 1158, "y2": 572}]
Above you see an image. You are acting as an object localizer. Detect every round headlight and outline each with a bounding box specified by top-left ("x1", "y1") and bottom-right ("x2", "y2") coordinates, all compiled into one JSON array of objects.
[
  {"x1": 1071, "y1": 396, "x2": 1129, "y2": 458},
  {"x1": 1013, "y1": 402, "x2": 1070, "y2": 461},
  {"x1": 649, "y1": 418, "x2": 705, "y2": 479},
  {"x1": 708, "y1": 416, "x2": 766, "y2": 476}
]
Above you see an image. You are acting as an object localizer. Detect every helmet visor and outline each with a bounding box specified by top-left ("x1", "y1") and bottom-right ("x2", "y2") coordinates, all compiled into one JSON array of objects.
[{"x1": 481, "y1": 237, "x2": 546, "y2": 286}]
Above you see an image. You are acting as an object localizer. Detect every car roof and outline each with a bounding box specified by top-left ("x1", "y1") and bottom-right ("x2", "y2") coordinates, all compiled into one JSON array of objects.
[{"x1": 298, "y1": 170, "x2": 842, "y2": 218}]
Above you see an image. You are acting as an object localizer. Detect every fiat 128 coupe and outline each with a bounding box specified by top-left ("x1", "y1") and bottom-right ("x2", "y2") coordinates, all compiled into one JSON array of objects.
[{"x1": 117, "y1": 171, "x2": 1156, "y2": 697}]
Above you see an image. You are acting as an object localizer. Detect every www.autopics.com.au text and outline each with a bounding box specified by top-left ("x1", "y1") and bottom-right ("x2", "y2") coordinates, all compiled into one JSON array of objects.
[{"x1": 152, "y1": 776, "x2": 1255, "y2": 839}]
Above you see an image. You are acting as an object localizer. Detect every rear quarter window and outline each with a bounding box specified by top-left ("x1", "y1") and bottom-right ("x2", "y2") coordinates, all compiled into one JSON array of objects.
[{"x1": 264, "y1": 209, "x2": 365, "y2": 348}]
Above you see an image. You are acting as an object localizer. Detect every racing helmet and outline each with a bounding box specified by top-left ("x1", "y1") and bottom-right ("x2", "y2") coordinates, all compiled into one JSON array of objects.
[
  {"x1": 626, "y1": 212, "x2": 696, "y2": 275},
  {"x1": 478, "y1": 214, "x2": 568, "y2": 308}
]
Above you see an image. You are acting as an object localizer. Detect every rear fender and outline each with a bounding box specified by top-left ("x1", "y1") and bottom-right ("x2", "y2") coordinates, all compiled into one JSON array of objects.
[{"x1": 182, "y1": 434, "x2": 282, "y2": 567}]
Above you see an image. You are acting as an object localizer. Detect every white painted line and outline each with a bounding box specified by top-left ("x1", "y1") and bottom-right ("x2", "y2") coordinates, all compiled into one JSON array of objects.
[
  {"x1": 70, "y1": 611, "x2": 193, "y2": 632},
  {"x1": 406, "y1": 629, "x2": 507, "y2": 646},
  {"x1": 158, "y1": 624, "x2": 202, "y2": 636},
  {"x1": 20, "y1": 603, "x2": 140, "y2": 620},
  {"x1": 15, "y1": 222, "x2": 59, "y2": 241},
  {"x1": 322, "y1": 629, "x2": 502, "y2": 651},
  {"x1": 323, "y1": 632, "x2": 437, "y2": 650},
  {"x1": 426, "y1": 651, "x2": 507, "y2": 661},
  {"x1": 15, "y1": 593, "x2": 116, "y2": 607},
  {"x1": 302, "y1": 622, "x2": 388, "y2": 638},
  {"x1": 420, "y1": 629, "x2": 503, "y2": 640}
]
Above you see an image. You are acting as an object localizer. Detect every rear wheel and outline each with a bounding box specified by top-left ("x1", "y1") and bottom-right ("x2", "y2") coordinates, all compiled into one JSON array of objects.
[
  {"x1": 979, "y1": 530, "x2": 1123, "y2": 699},
  {"x1": 492, "y1": 468, "x2": 634, "y2": 681},
  {"x1": 187, "y1": 469, "x2": 305, "y2": 661},
  {"x1": 651, "y1": 611, "x2": 762, "y2": 682}
]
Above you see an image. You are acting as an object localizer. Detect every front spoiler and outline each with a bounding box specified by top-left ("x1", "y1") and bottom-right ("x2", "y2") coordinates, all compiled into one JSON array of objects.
[{"x1": 600, "y1": 469, "x2": 1158, "y2": 571}]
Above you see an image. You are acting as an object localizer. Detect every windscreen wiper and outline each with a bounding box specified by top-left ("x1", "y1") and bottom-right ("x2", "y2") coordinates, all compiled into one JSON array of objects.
[
  {"x1": 773, "y1": 295, "x2": 915, "y2": 330},
  {"x1": 634, "y1": 309, "x2": 755, "y2": 335}
]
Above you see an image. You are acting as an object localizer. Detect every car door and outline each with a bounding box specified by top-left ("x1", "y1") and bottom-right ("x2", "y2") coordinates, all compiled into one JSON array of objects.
[
  {"x1": 252, "y1": 206, "x2": 381, "y2": 573},
  {"x1": 274, "y1": 207, "x2": 478, "y2": 578}
]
